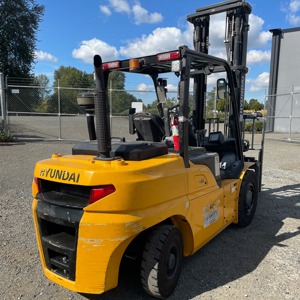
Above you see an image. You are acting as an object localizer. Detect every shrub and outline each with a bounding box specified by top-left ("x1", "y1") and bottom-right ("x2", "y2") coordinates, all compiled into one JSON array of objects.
[
  {"x1": 244, "y1": 120, "x2": 263, "y2": 132},
  {"x1": 0, "y1": 130, "x2": 12, "y2": 142}
]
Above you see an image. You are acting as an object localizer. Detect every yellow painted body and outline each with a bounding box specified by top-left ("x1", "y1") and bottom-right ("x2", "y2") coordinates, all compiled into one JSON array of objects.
[{"x1": 32, "y1": 152, "x2": 253, "y2": 294}]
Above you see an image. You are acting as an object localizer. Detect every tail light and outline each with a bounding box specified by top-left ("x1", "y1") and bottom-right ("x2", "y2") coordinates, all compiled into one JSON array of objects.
[
  {"x1": 33, "y1": 177, "x2": 41, "y2": 195},
  {"x1": 102, "y1": 61, "x2": 121, "y2": 70},
  {"x1": 157, "y1": 51, "x2": 180, "y2": 62},
  {"x1": 89, "y1": 185, "x2": 116, "y2": 204}
]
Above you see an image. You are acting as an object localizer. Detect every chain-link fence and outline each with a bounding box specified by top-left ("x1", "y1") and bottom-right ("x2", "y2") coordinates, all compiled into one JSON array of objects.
[
  {"x1": 265, "y1": 86, "x2": 300, "y2": 142},
  {"x1": 5, "y1": 77, "x2": 299, "y2": 143},
  {"x1": 5, "y1": 77, "x2": 178, "y2": 141},
  {"x1": 6, "y1": 77, "x2": 89, "y2": 140}
]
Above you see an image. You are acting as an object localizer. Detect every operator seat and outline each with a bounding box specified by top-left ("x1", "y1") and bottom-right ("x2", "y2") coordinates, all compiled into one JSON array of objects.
[
  {"x1": 129, "y1": 109, "x2": 165, "y2": 142},
  {"x1": 205, "y1": 131, "x2": 243, "y2": 179},
  {"x1": 128, "y1": 109, "x2": 198, "y2": 146}
]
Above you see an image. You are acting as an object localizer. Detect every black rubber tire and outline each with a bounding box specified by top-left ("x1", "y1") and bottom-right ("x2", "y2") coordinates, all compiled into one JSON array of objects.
[
  {"x1": 141, "y1": 225, "x2": 183, "y2": 299},
  {"x1": 237, "y1": 170, "x2": 258, "y2": 227}
]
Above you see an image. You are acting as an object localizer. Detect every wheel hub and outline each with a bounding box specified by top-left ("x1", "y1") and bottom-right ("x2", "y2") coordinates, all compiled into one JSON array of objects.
[
  {"x1": 245, "y1": 185, "x2": 254, "y2": 214},
  {"x1": 168, "y1": 253, "x2": 176, "y2": 270},
  {"x1": 167, "y1": 247, "x2": 178, "y2": 278}
]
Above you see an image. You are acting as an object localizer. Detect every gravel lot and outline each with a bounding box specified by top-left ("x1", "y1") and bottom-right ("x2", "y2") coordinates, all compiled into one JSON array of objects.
[{"x1": 0, "y1": 120, "x2": 299, "y2": 300}]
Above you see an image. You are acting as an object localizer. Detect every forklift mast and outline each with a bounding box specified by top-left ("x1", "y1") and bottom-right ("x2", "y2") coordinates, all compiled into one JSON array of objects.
[{"x1": 187, "y1": 0, "x2": 252, "y2": 130}]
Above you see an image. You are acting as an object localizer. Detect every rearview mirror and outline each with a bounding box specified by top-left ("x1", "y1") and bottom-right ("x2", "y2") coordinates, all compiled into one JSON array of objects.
[
  {"x1": 217, "y1": 78, "x2": 227, "y2": 100},
  {"x1": 156, "y1": 85, "x2": 167, "y2": 103},
  {"x1": 156, "y1": 78, "x2": 167, "y2": 103}
]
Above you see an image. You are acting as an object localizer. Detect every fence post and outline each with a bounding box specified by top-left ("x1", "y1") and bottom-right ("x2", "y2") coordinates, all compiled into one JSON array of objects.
[
  {"x1": 0, "y1": 72, "x2": 7, "y2": 130},
  {"x1": 57, "y1": 79, "x2": 62, "y2": 140},
  {"x1": 288, "y1": 86, "x2": 294, "y2": 141}
]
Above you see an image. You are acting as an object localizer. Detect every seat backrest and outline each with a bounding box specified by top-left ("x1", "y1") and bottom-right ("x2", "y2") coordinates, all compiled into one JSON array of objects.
[
  {"x1": 133, "y1": 112, "x2": 165, "y2": 142},
  {"x1": 207, "y1": 131, "x2": 224, "y2": 144},
  {"x1": 128, "y1": 108, "x2": 136, "y2": 135},
  {"x1": 205, "y1": 134, "x2": 242, "y2": 179},
  {"x1": 205, "y1": 132, "x2": 236, "y2": 154}
]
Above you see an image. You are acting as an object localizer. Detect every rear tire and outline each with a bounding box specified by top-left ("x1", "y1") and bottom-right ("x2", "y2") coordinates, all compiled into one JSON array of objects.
[
  {"x1": 237, "y1": 170, "x2": 258, "y2": 227},
  {"x1": 141, "y1": 225, "x2": 183, "y2": 299}
]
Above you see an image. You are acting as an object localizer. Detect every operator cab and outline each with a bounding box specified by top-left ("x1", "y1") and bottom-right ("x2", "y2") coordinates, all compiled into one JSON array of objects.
[
  {"x1": 75, "y1": 46, "x2": 245, "y2": 182},
  {"x1": 126, "y1": 66, "x2": 243, "y2": 180},
  {"x1": 203, "y1": 78, "x2": 243, "y2": 179}
]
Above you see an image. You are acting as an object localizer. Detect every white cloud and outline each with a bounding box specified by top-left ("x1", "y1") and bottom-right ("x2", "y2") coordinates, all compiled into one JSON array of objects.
[
  {"x1": 286, "y1": 0, "x2": 300, "y2": 25},
  {"x1": 100, "y1": 5, "x2": 111, "y2": 16},
  {"x1": 109, "y1": 0, "x2": 131, "y2": 14},
  {"x1": 288, "y1": 14, "x2": 300, "y2": 25},
  {"x1": 166, "y1": 84, "x2": 178, "y2": 92},
  {"x1": 74, "y1": 11, "x2": 271, "y2": 70},
  {"x1": 247, "y1": 72, "x2": 269, "y2": 92},
  {"x1": 209, "y1": 13, "x2": 227, "y2": 49},
  {"x1": 132, "y1": 3, "x2": 163, "y2": 25},
  {"x1": 72, "y1": 38, "x2": 119, "y2": 63},
  {"x1": 118, "y1": 13, "x2": 271, "y2": 62},
  {"x1": 247, "y1": 50, "x2": 271, "y2": 65},
  {"x1": 120, "y1": 27, "x2": 190, "y2": 57},
  {"x1": 35, "y1": 50, "x2": 57, "y2": 63},
  {"x1": 100, "y1": 0, "x2": 163, "y2": 25},
  {"x1": 290, "y1": 0, "x2": 300, "y2": 13},
  {"x1": 248, "y1": 15, "x2": 272, "y2": 47},
  {"x1": 137, "y1": 83, "x2": 153, "y2": 91}
]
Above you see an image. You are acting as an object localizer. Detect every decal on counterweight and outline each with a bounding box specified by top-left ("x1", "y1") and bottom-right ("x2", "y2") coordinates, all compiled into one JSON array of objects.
[{"x1": 39, "y1": 168, "x2": 80, "y2": 183}]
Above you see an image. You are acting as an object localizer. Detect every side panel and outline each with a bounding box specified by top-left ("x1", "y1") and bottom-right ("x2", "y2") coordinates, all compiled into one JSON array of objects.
[
  {"x1": 187, "y1": 189, "x2": 224, "y2": 253},
  {"x1": 186, "y1": 164, "x2": 225, "y2": 253},
  {"x1": 222, "y1": 179, "x2": 239, "y2": 224}
]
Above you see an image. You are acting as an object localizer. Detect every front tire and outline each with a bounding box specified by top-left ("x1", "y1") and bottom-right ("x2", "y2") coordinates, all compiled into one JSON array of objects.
[
  {"x1": 141, "y1": 225, "x2": 183, "y2": 299},
  {"x1": 237, "y1": 170, "x2": 258, "y2": 227}
]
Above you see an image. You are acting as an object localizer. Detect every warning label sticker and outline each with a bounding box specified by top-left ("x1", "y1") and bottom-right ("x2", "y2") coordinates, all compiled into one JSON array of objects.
[{"x1": 204, "y1": 208, "x2": 218, "y2": 228}]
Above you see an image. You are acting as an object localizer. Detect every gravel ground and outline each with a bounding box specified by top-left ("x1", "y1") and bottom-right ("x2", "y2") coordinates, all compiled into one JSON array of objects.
[{"x1": 0, "y1": 128, "x2": 299, "y2": 300}]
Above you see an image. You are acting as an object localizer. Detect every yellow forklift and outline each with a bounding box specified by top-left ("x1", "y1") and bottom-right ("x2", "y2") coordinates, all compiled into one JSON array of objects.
[{"x1": 32, "y1": 1, "x2": 263, "y2": 298}]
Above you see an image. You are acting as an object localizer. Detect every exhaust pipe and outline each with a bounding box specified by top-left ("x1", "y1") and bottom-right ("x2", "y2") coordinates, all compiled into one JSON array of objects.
[{"x1": 94, "y1": 55, "x2": 111, "y2": 159}]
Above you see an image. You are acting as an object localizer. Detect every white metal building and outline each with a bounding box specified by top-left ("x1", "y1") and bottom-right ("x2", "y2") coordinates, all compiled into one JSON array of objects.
[{"x1": 267, "y1": 27, "x2": 300, "y2": 133}]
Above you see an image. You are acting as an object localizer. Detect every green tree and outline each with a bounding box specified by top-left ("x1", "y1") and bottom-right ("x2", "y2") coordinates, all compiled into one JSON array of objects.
[
  {"x1": 248, "y1": 98, "x2": 264, "y2": 111},
  {"x1": 0, "y1": 0, "x2": 44, "y2": 77},
  {"x1": 34, "y1": 74, "x2": 51, "y2": 99},
  {"x1": 244, "y1": 99, "x2": 249, "y2": 110},
  {"x1": 33, "y1": 74, "x2": 51, "y2": 112},
  {"x1": 206, "y1": 87, "x2": 216, "y2": 117},
  {"x1": 216, "y1": 99, "x2": 225, "y2": 112},
  {"x1": 108, "y1": 71, "x2": 140, "y2": 114},
  {"x1": 49, "y1": 66, "x2": 94, "y2": 114},
  {"x1": 53, "y1": 66, "x2": 94, "y2": 88},
  {"x1": 112, "y1": 91, "x2": 138, "y2": 114},
  {"x1": 108, "y1": 71, "x2": 125, "y2": 90}
]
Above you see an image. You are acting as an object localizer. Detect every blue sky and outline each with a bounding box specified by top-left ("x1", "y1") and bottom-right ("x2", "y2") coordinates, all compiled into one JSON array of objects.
[{"x1": 34, "y1": 0, "x2": 300, "y2": 102}]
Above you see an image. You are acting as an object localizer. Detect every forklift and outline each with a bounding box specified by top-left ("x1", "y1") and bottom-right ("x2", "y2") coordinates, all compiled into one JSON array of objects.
[{"x1": 32, "y1": 1, "x2": 263, "y2": 298}]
